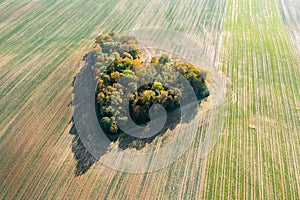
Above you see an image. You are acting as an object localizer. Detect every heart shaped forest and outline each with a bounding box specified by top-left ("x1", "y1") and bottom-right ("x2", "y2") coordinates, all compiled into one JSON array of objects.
[
  {"x1": 70, "y1": 32, "x2": 211, "y2": 175},
  {"x1": 94, "y1": 32, "x2": 210, "y2": 146}
]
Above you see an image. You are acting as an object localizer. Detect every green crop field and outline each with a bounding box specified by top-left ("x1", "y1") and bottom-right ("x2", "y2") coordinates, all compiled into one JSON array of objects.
[
  {"x1": 0, "y1": 0, "x2": 299, "y2": 199},
  {"x1": 203, "y1": 0, "x2": 300, "y2": 199}
]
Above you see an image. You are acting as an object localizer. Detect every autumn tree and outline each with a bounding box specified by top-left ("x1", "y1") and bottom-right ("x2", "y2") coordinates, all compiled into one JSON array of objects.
[{"x1": 93, "y1": 32, "x2": 210, "y2": 136}]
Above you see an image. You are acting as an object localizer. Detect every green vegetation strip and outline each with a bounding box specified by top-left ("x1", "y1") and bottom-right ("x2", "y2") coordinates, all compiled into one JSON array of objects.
[{"x1": 203, "y1": 0, "x2": 300, "y2": 199}]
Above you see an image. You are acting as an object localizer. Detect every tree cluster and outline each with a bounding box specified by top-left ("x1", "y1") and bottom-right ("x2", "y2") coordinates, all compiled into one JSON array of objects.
[
  {"x1": 93, "y1": 32, "x2": 141, "y2": 71},
  {"x1": 93, "y1": 32, "x2": 210, "y2": 136}
]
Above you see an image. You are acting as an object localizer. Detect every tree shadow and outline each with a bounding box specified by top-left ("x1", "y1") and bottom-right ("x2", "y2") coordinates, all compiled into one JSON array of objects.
[
  {"x1": 116, "y1": 109, "x2": 181, "y2": 150},
  {"x1": 68, "y1": 108, "x2": 182, "y2": 176},
  {"x1": 69, "y1": 122, "x2": 98, "y2": 176}
]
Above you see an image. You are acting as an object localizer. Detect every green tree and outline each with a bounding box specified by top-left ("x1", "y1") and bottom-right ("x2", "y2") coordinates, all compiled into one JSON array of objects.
[
  {"x1": 101, "y1": 117, "x2": 112, "y2": 130},
  {"x1": 151, "y1": 81, "x2": 164, "y2": 91},
  {"x1": 141, "y1": 90, "x2": 155, "y2": 103},
  {"x1": 151, "y1": 56, "x2": 159, "y2": 64},
  {"x1": 159, "y1": 54, "x2": 170, "y2": 64}
]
